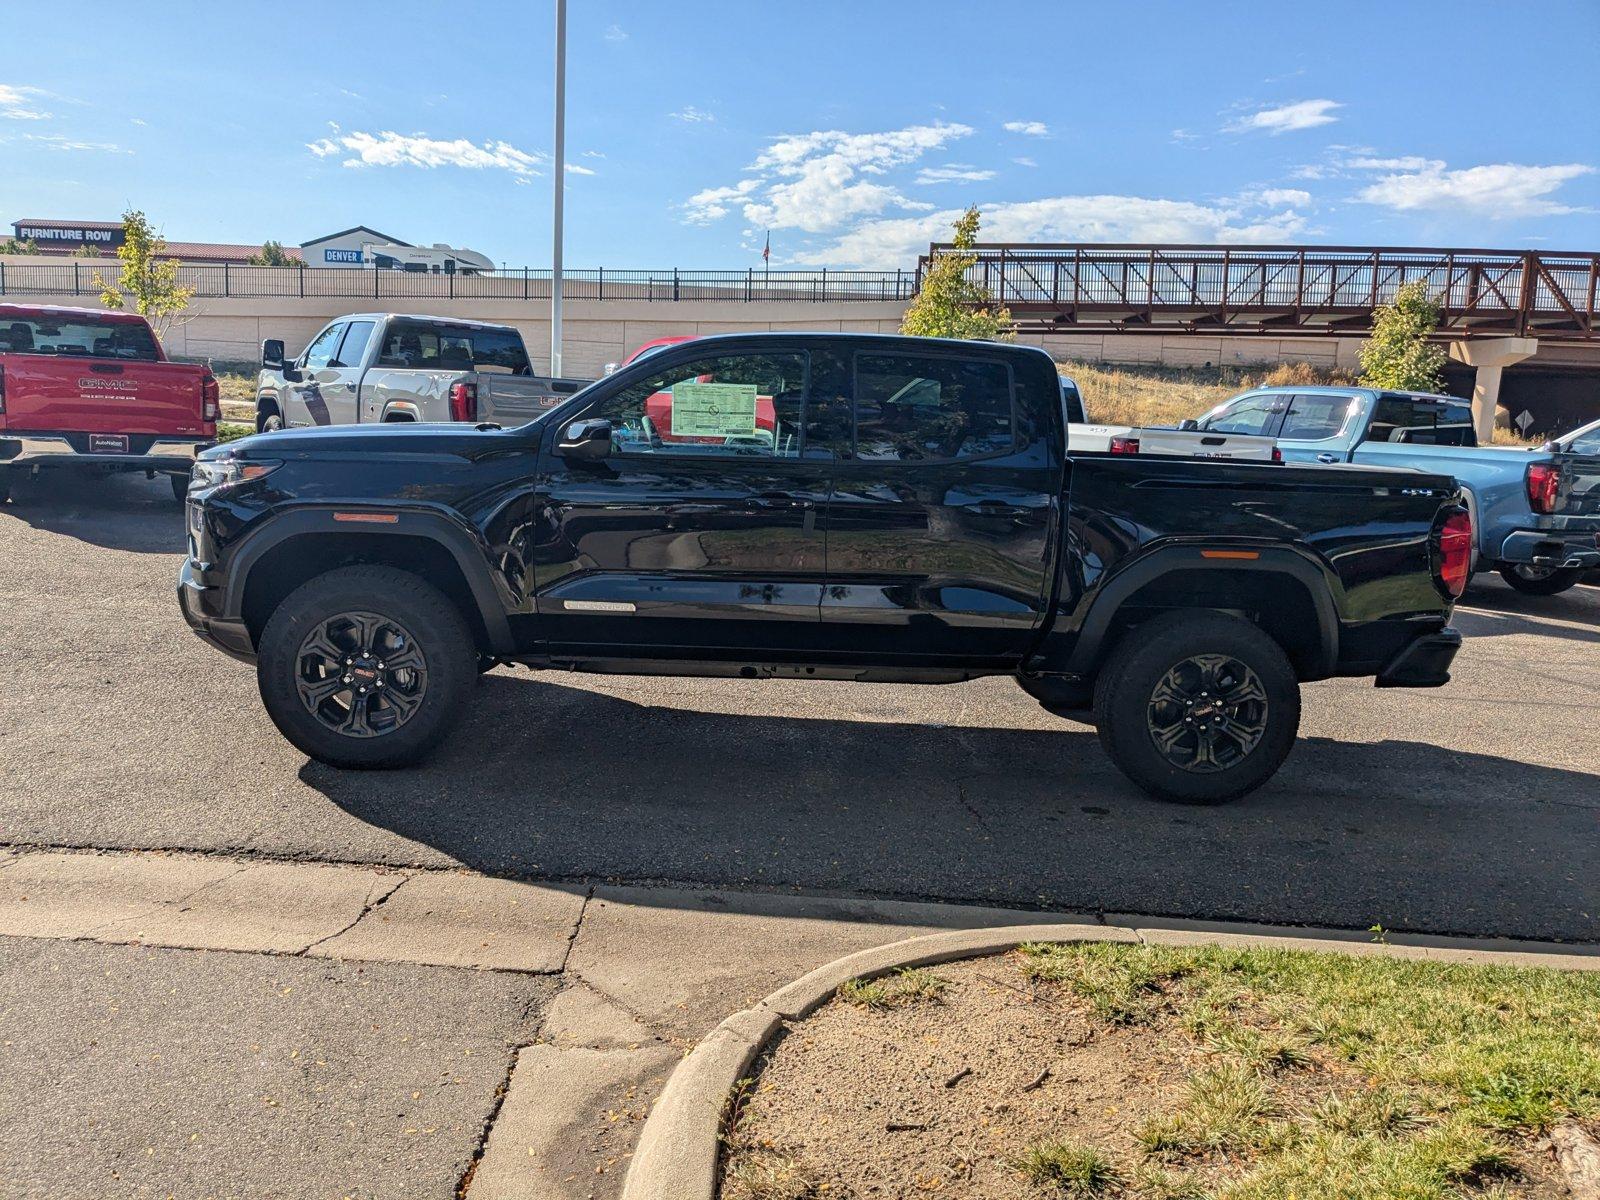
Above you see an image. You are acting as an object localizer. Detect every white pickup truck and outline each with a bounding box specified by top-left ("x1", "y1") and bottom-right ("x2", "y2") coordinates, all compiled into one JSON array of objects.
[
  {"x1": 1059, "y1": 375, "x2": 1277, "y2": 460},
  {"x1": 254, "y1": 313, "x2": 590, "y2": 431}
]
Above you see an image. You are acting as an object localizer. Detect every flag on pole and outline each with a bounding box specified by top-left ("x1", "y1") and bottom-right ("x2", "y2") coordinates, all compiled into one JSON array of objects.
[{"x1": 762, "y1": 231, "x2": 770, "y2": 264}]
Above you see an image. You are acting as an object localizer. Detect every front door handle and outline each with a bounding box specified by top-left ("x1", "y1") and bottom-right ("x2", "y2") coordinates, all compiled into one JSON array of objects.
[{"x1": 1316, "y1": 453, "x2": 1339, "y2": 464}]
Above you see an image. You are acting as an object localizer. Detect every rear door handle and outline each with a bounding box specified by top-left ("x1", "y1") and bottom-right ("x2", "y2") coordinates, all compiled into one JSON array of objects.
[
  {"x1": 1316, "y1": 453, "x2": 1339, "y2": 464},
  {"x1": 963, "y1": 501, "x2": 1032, "y2": 517}
]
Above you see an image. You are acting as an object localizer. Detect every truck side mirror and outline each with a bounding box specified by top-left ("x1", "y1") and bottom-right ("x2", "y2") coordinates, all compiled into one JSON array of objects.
[
  {"x1": 557, "y1": 418, "x2": 612, "y2": 461},
  {"x1": 262, "y1": 339, "x2": 286, "y2": 371},
  {"x1": 1178, "y1": 418, "x2": 1200, "y2": 431}
]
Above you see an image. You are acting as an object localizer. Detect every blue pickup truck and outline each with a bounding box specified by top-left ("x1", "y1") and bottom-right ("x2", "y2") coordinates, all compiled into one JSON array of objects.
[{"x1": 1193, "y1": 386, "x2": 1600, "y2": 596}]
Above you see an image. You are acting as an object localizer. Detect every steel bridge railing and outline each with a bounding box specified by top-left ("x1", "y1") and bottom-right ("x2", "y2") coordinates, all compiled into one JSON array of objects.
[
  {"x1": 0, "y1": 261, "x2": 918, "y2": 304},
  {"x1": 915, "y1": 244, "x2": 1600, "y2": 339}
]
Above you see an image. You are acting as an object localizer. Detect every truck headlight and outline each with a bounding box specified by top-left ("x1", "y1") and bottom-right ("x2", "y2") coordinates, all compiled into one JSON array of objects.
[{"x1": 189, "y1": 458, "x2": 281, "y2": 494}]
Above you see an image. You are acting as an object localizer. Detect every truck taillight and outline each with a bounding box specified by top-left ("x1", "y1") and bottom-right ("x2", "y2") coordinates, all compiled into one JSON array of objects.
[
  {"x1": 1109, "y1": 435, "x2": 1140, "y2": 455},
  {"x1": 1271, "y1": 446, "x2": 1283, "y2": 463},
  {"x1": 1438, "y1": 510, "x2": 1473, "y2": 599},
  {"x1": 449, "y1": 381, "x2": 477, "y2": 423},
  {"x1": 1526, "y1": 462, "x2": 1560, "y2": 514},
  {"x1": 201, "y1": 373, "x2": 219, "y2": 423}
]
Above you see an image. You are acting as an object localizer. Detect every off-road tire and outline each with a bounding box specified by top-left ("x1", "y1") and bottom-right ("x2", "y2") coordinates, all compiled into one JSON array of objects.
[
  {"x1": 1093, "y1": 611, "x2": 1300, "y2": 805},
  {"x1": 257, "y1": 404, "x2": 283, "y2": 434},
  {"x1": 1497, "y1": 563, "x2": 1581, "y2": 596},
  {"x1": 256, "y1": 565, "x2": 477, "y2": 769}
]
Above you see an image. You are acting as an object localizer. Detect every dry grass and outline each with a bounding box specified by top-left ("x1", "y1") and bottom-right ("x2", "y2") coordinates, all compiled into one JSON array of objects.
[{"x1": 837, "y1": 967, "x2": 950, "y2": 1010}]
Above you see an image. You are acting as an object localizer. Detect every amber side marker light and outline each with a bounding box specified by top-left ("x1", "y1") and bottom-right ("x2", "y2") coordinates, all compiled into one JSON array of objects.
[
  {"x1": 332, "y1": 512, "x2": 400, "y2": 524},
  {"x1": 1200, "y1": 549, "x2": 1261, "y2": 560}
]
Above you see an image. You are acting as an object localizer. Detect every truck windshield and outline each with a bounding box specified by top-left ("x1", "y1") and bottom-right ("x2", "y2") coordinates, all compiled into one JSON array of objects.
[{"x1": 0, "y1": 316, "x2": 160, "y2": 361}]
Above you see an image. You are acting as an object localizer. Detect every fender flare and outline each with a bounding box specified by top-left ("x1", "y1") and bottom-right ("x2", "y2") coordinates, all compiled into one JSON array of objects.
[
  {"x1": 1063, "y1": 543, "x2": 1341, "y2": 679},
  {"x1": 220, "y1": 506, "x2": 515, "y2": 655}
]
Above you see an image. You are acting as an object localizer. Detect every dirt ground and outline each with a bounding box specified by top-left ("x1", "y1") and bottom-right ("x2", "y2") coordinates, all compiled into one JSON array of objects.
[{"x1": 721, "y1": 951, "x2": 1578, "y2": 1199}]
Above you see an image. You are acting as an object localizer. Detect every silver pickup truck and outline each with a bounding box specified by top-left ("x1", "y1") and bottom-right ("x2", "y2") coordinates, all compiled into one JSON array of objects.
[{"x1": 255, "y1": 313, "x2": 589, "y2": 431}]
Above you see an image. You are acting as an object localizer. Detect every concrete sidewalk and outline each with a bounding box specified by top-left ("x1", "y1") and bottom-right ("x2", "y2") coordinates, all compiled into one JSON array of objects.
[{"x1": 2, "y1": 848, "x2": 1594, "y2": 1199}]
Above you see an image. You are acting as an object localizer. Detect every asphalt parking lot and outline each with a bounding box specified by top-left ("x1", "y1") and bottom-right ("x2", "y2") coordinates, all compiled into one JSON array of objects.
[{"x1": 1, "y1": 470, "x2": 1596, "y2": 943}]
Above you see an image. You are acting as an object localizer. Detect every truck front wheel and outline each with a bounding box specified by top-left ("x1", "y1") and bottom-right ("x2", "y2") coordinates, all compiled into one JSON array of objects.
[
  {"x1": 1093, "y1": 612, "x2": 1300, "y2": 805},
  {"x1": 256, "y1": 565, "x2": 477, "y2": 769}
]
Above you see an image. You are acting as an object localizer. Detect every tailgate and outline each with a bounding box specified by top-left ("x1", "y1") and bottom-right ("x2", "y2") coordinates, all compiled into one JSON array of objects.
[
  {"x1": 479, "y1": 374, "x2": 587, "y2": 421},
  {"x1": 1552, "y1": 450, "x2": 1600, "y2": 525},
  {"x1": 0, "y1": 357, "x2": 210, "y2": 436},
  {"x1": 1136, "y1": 428, "x2": 1277, "y2": 460}
]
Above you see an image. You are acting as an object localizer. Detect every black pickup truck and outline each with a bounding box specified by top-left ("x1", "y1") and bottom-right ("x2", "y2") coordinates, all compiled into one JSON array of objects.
[{"x1": 178, "y1": 333, "x2": 1470, "y2": 804}]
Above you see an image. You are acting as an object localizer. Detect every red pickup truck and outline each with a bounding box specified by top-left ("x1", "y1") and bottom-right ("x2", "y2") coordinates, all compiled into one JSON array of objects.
[{"x1": 0, "y1": 303, "x2": 218, "y2": 502}]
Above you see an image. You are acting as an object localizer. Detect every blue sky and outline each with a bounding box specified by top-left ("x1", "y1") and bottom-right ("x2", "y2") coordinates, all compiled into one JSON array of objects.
[{"x1": 3, "y1": 0, "x2": 1596, "y2": 268}]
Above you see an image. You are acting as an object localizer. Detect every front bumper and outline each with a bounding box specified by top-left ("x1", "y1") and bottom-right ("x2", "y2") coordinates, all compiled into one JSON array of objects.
[
  {"x1": 1374, "y1": 627, "x2": 1461, "y2": 688},
  {"x1": 177, "y1": 559, "x2": 256, "y2": 663},
  {"x1": 1496, "y1": 529, "x2": 1600, "y2": 571},
  {"x1": 1, "y1": 432, "x2": 214, "y2": 473}
]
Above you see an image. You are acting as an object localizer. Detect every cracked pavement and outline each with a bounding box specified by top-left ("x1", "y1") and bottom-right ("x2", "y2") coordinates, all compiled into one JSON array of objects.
[{"x1": 0, "y1": 467, "x2": 1596, "y2": 1197}]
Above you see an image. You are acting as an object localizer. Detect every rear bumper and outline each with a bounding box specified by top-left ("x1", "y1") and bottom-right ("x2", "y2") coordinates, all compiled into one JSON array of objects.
[
  {"x1": 1495, "y1": 529, "x2": 1600, "y2": 571},
  {"x1": 0, "y1": 432, "x2": 213, "y2": 472},
  {"x1": 177, "y1": 559, "x2": 256, "y2": 663},
  {"x1": 1374, "y1": 627, "x2": 1461, "y2": 689}
]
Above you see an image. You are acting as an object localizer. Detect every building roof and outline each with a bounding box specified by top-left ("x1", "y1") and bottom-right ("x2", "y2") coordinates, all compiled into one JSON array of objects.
[
  {"x1": 12, "y1": 219, "x2": 124, "y2": 232},
  {"x1": 301, "y1": 225, "x2": 411, "y2": 249},
  {"x1": 25, "y1": 240, "x2": 304, "y2": 263}
]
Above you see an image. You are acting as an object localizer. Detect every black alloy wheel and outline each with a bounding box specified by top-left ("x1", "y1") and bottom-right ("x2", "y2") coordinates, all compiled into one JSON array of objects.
[
  {"x1": 1144, "y1": 653, "x2": 1270, "y2": 773},
  {"x1": 293, "y1": 611, "x2": 429, "y2": 739}
]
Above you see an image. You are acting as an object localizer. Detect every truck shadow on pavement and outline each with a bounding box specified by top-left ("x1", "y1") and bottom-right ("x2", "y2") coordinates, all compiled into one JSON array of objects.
[
  {"x1": 1, "y1": 470, "x2": 186, "y2": 554},
  {"x1": 1454, "y1": 581, "x2": 1600, "y2": 646},
  {"x1": 301, "y1": 673, "x2": 1600, "y2": 943}
]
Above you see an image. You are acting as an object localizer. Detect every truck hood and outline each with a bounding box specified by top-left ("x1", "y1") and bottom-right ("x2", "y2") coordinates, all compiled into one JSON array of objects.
[{"x1": 200, "y1": 420, "x2": 542, "y2": 463}]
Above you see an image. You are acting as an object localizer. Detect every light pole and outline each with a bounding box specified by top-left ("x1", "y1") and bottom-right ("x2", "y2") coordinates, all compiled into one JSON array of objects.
[{"x1": 550, "y1": 0, "x2": 566, "y2": 377}]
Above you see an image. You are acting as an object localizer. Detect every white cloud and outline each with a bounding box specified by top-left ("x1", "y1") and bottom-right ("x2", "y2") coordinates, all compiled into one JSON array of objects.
[
  {"x1": 1354, "y1": 160, "x2": 1594, "y2": 217},
  {"x1": 0, "y1": 83, "x2": 50, "y2": 120},
  {"x1": 684, "y1": 121, "x2": 971, "y2": 235},
  {"x1": 1344, "y1": 155, "x2": 1442, "y2": 172},
  {"x1": 564, "y1": 162, "x2": 596, "y2": 175},
  {"x1": 793, "y1": 195, "x2": 1310, "y2": 268},
  {"x1": 1012, "y1": 156, "x2": 1037, "y2": 168},
  {"x1": 306, "y1": 129, "x2": 546, "y2": 176},
  {"x1": 1226, "y1": 99, "x2": 1342, "y2": 135},
  {"x1": 1240, "y1": 187, "x2": 1312, "y2": 207},
  {"x1": 23, "y1": 133, "x2": 128, "y2": 153},
  {"x1": 670, "y1": 105, "x2": 716, "y2": 123},
  {"x1": 129, "y1": 117, "x2": 147, "y2": 127},
  {"x1": 1170, "y1": 128, "x2": 1199, "y2": 143},
  {"x1": 603, "y1": 23, "x2": 627, "y2": 41},
  {"x1": 1003, "y1": 120, "x2": 1049, "y2": 136},
  {"x1": 915, "y1": 164, "x2": 997, "y2": 185},
  {"x1": 582, "y1": 149, "x2": 605, "y2": 158}
]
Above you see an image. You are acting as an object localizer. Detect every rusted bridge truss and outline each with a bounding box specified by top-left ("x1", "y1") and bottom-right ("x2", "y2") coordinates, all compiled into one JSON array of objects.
[{"x1": 917, "y1": 244, "x2": 1600, "y2": 341}]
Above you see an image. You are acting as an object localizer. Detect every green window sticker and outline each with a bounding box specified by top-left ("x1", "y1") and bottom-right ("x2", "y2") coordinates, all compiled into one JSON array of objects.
[{"x1": 670, "y1": 382, "x2": 759, "y2": 437}]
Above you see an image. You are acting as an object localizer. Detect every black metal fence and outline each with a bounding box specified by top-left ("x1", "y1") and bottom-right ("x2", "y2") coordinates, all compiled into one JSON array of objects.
[{"x1": 0, "y1": 260, "x2": 917, "y2": 303}]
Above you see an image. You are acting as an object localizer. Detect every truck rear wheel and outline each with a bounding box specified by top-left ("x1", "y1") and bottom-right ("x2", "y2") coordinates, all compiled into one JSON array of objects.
[
  {"x1": 1093, "y1": 612, "x2": 1300, "y2": 805},
  {"x1": 1497, "y1": 563, "x2": 1581, "y2": 596},
  {"x1": 256, "y1": 565, "x2": 477, "y2": 769}
]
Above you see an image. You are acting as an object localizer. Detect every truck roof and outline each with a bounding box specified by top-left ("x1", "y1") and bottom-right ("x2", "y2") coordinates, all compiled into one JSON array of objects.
[
  {"x1": 332, "y1": 312, "x2": 520, "y2": 332},
  {"x1": 1248, "y1": 384, "x2": 1461, "y2": 403},
  {"x1": 0, "y1": 302, "x2": 153, "y2": 325}
]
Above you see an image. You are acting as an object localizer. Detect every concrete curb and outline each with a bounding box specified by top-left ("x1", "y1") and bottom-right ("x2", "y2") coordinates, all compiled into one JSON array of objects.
[{"x1": 618, "y1": 920, "x2": 1600, "y2": 1200}]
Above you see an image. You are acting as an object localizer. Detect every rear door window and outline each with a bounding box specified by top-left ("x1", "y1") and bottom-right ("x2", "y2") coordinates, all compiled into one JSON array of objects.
[
  {"x1": 853, "y1": 354, "x2": 1015, "y2": 462},
  {"x1": 1370, "y1": 395, "x2": 1476, "y2": 446},
  {"x1": 1203, "y1": 393, "x2": 1287, "y2": 437},
  {"x1": 1279, "y1": 393, "x2": 1353, "y2": 441}
]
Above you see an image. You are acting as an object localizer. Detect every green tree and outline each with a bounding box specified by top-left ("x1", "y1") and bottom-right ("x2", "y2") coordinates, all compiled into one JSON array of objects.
[
  {"x1": 0, "y1": 236, "x2": 39, "y2": 255},
  {"x1": 1358, "y1": 280, "x2": 1447, "y2": 392},
  {"x1": 72, "y1": 241, "x2": 102, "y2": 258},
  {"x1": 95, "y1": 210, "x2": 194, "y2": 337},
  {"x1": 900, "y1": 206, "x2": 1013, "y2": 341},
  {"x1": 247, "y1": 240, "x2": 299, "y2": 267}
]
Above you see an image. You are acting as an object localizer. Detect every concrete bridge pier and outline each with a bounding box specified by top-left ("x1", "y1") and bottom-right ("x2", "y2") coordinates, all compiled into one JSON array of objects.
[{"x1": 1449, "y1": 337, "x2": 1539, "y2": 441}]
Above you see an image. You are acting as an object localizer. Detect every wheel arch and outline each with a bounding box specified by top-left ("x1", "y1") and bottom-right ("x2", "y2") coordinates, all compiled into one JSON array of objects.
[
  {"x1": 225, "y1": 510, "x2": 515, "y2": 657},
  {"x1": 1063, "y1": 545, "x2": 1340, "y2": 681}
]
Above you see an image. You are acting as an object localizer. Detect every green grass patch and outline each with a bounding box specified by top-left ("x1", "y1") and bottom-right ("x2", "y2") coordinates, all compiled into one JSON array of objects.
[
  {"x1": 837, "y1": 967, "x2": 950, "y2": 1010},
  {"x1": 1020, "y1": 943, "x2": 1600, "y2": 1199},
  {"x1": 1016, "y1": 1140, "x2": 1125, "y2": 1195},
  {"x1": 216, "y1": 421, "x2": 254, "y2": 443}
]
